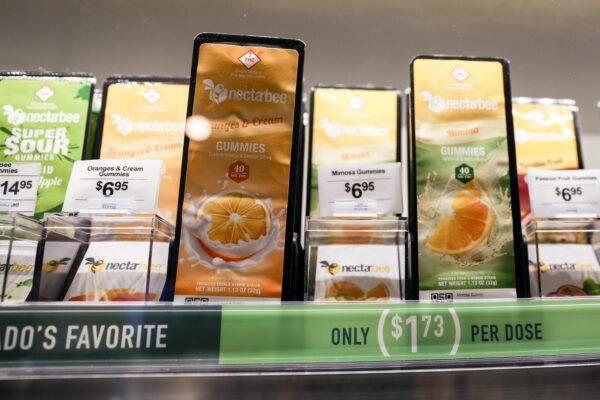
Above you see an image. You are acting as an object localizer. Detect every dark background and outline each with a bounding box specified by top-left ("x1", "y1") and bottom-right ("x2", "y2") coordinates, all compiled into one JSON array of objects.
[{"x1": 2, "y1": 0, "x2": 599, "y2": 163}]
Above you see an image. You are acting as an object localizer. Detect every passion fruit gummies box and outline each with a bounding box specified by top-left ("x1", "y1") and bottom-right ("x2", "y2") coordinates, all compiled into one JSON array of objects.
[
  {"x1": 307, "y1": 86, "x2": 401, "y2": 216},
  {"x1": 95, "y1": 76, "x2": 188, "y2": 224},
  {"x1": 173, "y1": 33, "x2": 304, "y2": 303},
  {"x1": 512, "y1": 98, "x2": 583, "y2": 220},
  {"x1": 409, "y1": 56, "x2": 524, "y2": 301},
  {"x1": 0, "y1": 72, "x2": 94, "y2": 219}
]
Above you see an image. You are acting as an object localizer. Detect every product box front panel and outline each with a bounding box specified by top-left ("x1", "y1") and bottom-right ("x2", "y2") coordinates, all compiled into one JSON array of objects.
[
  {"x1": 175, "y1": 38, "x2": 301, "y2": 302},
  {"x1": 0, "y1": 241, "x2": 38, "y2": 302},
  {"x1": 308, "y1": 87, "x2": 399, "y2": 216},
  {"x1": 313, "y1": 244, "x2": 402, "y2": 301},
  {"x1": 0, "y1": 74, "x2": 94, "y2": 218},
  {"x1": 528, "y1": 243, "x2": 600, "y2": 298},
  {"x1": 411, "y1": 57, "x2": 521, "y2": 301},
  {"x1": 97, "y1": 79, "x2": 188, "y2": 224},
  {"x1": 64, "y1": 241, "x2": 169, "y2": 302},
  {"x1": 512, "y1": 99, "x2": 582, "y2": 219}
]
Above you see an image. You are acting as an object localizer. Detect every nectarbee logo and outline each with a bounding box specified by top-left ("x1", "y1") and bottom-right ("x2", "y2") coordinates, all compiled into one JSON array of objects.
[
  {"x1": 85, "y1": 256, "x2": 161, "y2": 273},
  {"x1": 320, "y1": 260, "x2": 341, "y2": 276},
  {"x1": 539, "y1": 262, "x2": 593, "y2": 272},
  {"x1": 110, "y1": 113, "x2": 185, "y2": 135},
  {"x1": 2, "y1": 105, "x2": 81, "y2": 126},
  {"x1": 320, "y1": 117, "x2": 390, "y2": 139},
  {"x1": 42, "y1": 257, "x2": 71, "y2": 273},
  {"x1": 420, "y1": 91, "x2": 498, "y2": 114},
  {"x1": 203, "y1": 79, "x2": 288, "y2": 105},
  {"x1": 85, "y1": 257, "x2": 105, "y2": 273},
  {"x1": 320, "y1": 260, "x2": 391, "y2": 276},
  {"x1": 0, "y1": 263, "x2": 33, "y2": 273}
]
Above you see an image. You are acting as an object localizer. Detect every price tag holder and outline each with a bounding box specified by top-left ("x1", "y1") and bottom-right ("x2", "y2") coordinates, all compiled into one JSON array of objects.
[
  {"x1": 0, "y1": 162, "x2": 41, "y2": 215},
  {"x1": 62, "y1": 160, "x2": 163, "y2": 213},
  {"x1": 527, "y1": 169, "x2": 600, "y2": 218},
  {"x1": 317, "y1": 163, "x2": 402, "y2": 217}
]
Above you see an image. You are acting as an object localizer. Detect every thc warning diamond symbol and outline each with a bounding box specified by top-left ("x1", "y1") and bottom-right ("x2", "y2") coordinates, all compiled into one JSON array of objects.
[
  {"x1": 228, "y1": 160, "x2": 249, "y2": 183},
  {"x1": 455, "y1": 163, "x2": 474, "y2": 184},
  {"x1": 238, "y1": 50, "x2": 261, "y2": 69},
  {"x1": 35, "y1": 86, "x2": 54, "y2": 102},
  {"x1": 451, "y1": 66, "x2": 470, "y2": 82},
  {"x1": 349, "y1": 95, "x2": 365, "y2": 110},
  {"x1": 143, "y1": 89, "x2": 161, "y2": 104}
]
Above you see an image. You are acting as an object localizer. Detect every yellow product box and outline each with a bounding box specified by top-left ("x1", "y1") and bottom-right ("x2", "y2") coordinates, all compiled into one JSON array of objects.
[
  {"x1": 173, "y1": 33, "x2": 304, "y2": 303},
  {"x1": 307, "y1": 86, "x2": 401, "y2": 216},
  {"x1": 95, "y1": 77, "x2": 188, "y2": 224},
  {"x1": 512, "y1": 98, "x2": 583, "y2": 219}
]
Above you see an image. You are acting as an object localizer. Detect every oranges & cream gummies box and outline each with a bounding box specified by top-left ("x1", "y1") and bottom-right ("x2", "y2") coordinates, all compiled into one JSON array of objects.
[
  {"x1": 174, "y1": 34, "x2": 304, "y2": 303},
  {"x1": 96, "y1": 77, "x2": 188, "y2": 225}
]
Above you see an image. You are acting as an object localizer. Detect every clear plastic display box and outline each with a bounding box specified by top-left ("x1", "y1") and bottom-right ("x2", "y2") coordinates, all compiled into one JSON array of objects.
[
  {"x1": 0, "y1": 213, "x2": 43, "y2": 303},
  {"x1": 525, "y1": 218, "x2": 600, "y2": 298},
  {"x1": 304, "y1": 217, "x2": 409, "y2": 302},
  {"x1": 34, "y1": 213, "x2": 174, "y2": 302}
]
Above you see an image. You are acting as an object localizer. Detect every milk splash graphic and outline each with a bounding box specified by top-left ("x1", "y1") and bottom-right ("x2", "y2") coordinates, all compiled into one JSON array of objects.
[{"x1": 181, "y1": 179, "x2": 284, "y2": 271}]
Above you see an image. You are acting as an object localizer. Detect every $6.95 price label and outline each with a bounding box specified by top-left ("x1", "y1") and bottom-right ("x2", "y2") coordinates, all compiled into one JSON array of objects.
[
  {"x1": 344, "y1": 181, "x2": 375, "y2": 199},
  {"x1": 95, "y1": 180, "x2": 129, "y2": 196},
  {"x1": 377, "y1": 308, "x2": 461, "y2": 357},
  {"x1": 318, "y1": 162, "x2": 402, "y2": 217},
  {"x1": 554, "y1": 186, "x2": 582, "y2": 202},
  {"x1": 528, "y1": 169, "x2": 600, "y2": 218},
  {"x1": 63, "y1": 160, "x2": 163, "y2": 213}
]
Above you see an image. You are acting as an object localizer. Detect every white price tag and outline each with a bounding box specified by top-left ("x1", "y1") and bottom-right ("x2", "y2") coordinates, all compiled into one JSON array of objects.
[
  {"x1": 63, "y1": 159, "x2": 163, "y2": 213},
  {"x1": 527, "y1": 169, "x2": 600, "y2": 218},
  {"x1": 318, "y1": 163, "x2": 402, "y2": 217},
  {"x1": 0, "y1": 162, "x2": 41, "y2": 215}
]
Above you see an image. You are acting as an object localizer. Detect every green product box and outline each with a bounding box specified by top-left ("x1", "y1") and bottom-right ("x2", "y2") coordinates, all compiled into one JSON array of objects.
[
  {"x1": 408, "y1": 56, "x2": 525, "y2": 301},
  {"x1": 0, "y1": 72, "x2": 95, "y2": 218}
]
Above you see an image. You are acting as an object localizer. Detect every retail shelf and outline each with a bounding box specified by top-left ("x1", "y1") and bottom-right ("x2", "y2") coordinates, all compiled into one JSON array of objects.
[
  {"x1": 1, "y1": 298, "x2": 600, "y2": 375},
  {"x1": 4, "y1": 362, "x2": 600, "y2": 400}
]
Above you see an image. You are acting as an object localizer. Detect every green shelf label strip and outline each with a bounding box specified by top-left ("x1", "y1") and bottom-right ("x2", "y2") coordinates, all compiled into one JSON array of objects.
[{"x1": 0, "y1": 300, "x2": 599, "y2": 366}]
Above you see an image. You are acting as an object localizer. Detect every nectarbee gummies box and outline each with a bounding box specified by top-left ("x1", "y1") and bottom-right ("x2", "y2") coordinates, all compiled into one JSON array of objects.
[
  {"x1": 173, "y1": 33, "x2": 304, "y2": 303},
  {"x1": 409, "y1": 56, "x2": 524, "y2": 301},
  {"x1": 0, "y1": 72, "x2": 94, "y2": 219},
  {"x1": 96, "y1": 76, "x2": 188, "y2": 224}
]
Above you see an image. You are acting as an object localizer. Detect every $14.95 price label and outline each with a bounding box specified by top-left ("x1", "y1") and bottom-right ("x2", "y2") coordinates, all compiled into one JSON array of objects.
[
  {"x1": 0, "y1": 162, "x2": 41, "y2": 215},
  {"x1": 317, "y1": 162, "x2": 402, "y2": 217},
  {"x1": 527, "y1": 169, "x2": 600, "y2": 218},
  {"x1": 62, "y1": 159, "x2": 163, "y2": 213},
  {"x1": 377, "y1": 308, "x2": 460, "y2": 358}
]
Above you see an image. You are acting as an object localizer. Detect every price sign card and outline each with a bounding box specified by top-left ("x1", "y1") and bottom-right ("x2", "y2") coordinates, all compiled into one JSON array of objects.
[
  {"x1": 63, "y1": 159, "x2": 163, "y2": 213},
  {"x1": 0, "y1": 162, "x2": 41, "y2": 215},
  {"x1": 527, "y1": 169, "x2": 600, "y2": 218},
  {"x1": 317, "y1": 163, "x2": 402, "y2": 217}
]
